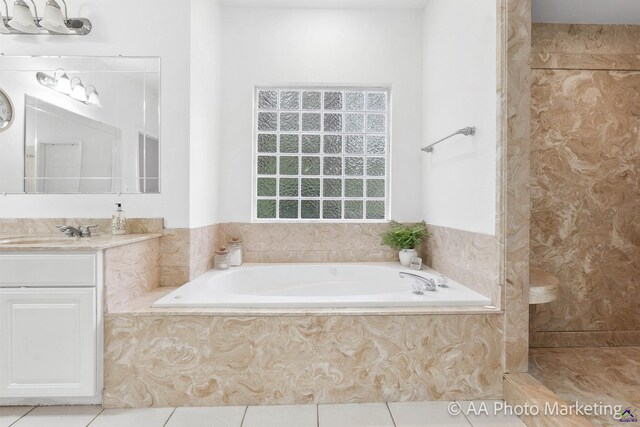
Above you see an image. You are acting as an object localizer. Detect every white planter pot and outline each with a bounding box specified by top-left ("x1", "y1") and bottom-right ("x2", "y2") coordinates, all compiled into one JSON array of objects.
[{"x1": 399, "y1": 249, "x2": 418, "y2": 267}]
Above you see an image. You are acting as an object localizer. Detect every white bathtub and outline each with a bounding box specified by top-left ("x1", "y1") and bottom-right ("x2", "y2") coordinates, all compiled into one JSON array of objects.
[{"x1": 152, "y1": 263, "x2": 491, "y2": 308}]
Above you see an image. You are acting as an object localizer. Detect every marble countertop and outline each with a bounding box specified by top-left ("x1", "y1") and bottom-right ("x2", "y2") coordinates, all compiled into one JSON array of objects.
[{"x1": 0, "y1": 233, "x2": 162, "y2": 251}]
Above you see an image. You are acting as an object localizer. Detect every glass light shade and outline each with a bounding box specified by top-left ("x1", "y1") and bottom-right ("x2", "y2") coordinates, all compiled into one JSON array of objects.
[
  {"x1": 0, "y1": 5, "x2": 10, "y2": 34},
  {"x1": 40, "y1": 0, "x2": 70, "y2": 34},
  {"x1": 8, "y1": 0, "x2": 39, "y2": 34},
  {"x1": 55, "y1": 72, "x2": 72, "y2": 94},
  {"x1": 70, "y1": 80, "x2": 87, "y2": 102},
  {"x1": 86, "y1": 87, "x2": 101, "y2": 106}
]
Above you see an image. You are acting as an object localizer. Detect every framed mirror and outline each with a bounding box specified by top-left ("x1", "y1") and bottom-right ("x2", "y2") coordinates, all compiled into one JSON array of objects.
[{"x1": 0, "y1": 56, "x2": 160, "y2": 194}]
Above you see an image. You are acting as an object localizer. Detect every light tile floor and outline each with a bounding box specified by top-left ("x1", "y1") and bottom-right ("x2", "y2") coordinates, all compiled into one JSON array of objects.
[{"x1": 0, "y1": 400, "x2": 526, "y2": 427}]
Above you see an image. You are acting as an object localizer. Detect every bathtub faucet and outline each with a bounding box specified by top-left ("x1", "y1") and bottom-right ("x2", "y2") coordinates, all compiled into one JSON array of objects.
[{"x1": 399, "y1": 272, "x2": 437, "y2": 294}]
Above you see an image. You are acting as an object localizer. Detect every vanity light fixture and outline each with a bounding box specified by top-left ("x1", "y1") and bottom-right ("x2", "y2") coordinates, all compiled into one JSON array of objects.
[
  {"x1": 69, "y1": 77, "x2": 87, "y2": 102},
  {"x1": 36, "y1": 70, "x2": 101, "y2": 106},
  {"x1": 54, "y1": 68, "x2": 71, "y2": 94},
  {"x1": 85, "y1": 85, "x2": 100, "y2": 106},
  {"x1": 8, "y1": 0, "x2": 39, "y2": 33},
  {"x1": 0, "y1": 0, "x2": 91, "y2": 35},
  {"x1": 40, "y1": 0, "x2": 71, "y2": 34}
]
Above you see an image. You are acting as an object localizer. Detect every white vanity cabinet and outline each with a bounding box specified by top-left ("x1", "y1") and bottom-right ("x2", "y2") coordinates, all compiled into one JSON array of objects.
[{"x1": 0, "y1": 252, "x2": 103, "y2": 404}]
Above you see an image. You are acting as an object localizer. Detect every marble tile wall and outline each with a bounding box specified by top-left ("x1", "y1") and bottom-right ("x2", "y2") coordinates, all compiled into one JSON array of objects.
[
  {"x1": 103, "y1": 313, "x2": 503, "y2": 408},
  {"x1": 532, "y1": 24, "x2": 640, "y2": 70},
  {"x1": 159, "y1": 224, "x2": 220, "y2": 287},
  {"x1": 421, "y1": 224, "x2": 501, "y2": 307},
  {"x1": 501, "y1": 0, "x2": 532, "y2": 373},
  {"x1": 217, "y1": 223, "x2": 399, "y2": 263},
  {"x1": 104, "y1": 239, "x2": 161, "y2": 312},
  {"x1": 530, "y1": 24, "x2": 640, "y2": 347}
]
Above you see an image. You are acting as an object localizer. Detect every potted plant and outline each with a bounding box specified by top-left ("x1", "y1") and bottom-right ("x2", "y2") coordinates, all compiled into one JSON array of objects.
[{"x1": 381, "y1": 221, "x2": 428, "y2": 267}]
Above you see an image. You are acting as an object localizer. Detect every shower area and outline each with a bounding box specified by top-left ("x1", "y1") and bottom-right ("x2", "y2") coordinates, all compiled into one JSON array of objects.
[{"x1": 527, "y1": 24, "x2": 640, "y2": 426}]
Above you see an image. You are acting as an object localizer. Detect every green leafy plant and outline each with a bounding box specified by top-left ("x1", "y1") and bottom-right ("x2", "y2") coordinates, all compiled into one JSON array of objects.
[{"x1": 380, "y1": 221, "x2": 428, "y2": 251}]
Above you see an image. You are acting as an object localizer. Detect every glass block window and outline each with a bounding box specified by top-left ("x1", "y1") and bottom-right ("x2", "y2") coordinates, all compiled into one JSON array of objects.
[{"x1": 254, "y1": 87, "x2": 390, "y2": 221}]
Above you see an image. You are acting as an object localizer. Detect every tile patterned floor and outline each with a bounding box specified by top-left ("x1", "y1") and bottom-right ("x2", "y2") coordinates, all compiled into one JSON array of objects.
[
  {"x1": 530, "y1": 346, "x2": 640, "y2": 426},
  {"x1": 0, "y1": 401, "x2": 526, "y2": 427}
]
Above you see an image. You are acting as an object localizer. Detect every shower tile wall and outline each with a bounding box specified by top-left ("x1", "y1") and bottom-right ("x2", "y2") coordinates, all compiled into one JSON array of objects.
[
  {"x1": 530, "y1": 24, "x2": 640, "y2": 347},
  {"x1": 501, "y1": 0, "x2": 533, "y2": 373}
]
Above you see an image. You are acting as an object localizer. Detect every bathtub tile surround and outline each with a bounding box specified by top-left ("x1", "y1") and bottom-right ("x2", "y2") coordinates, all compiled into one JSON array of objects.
[
  {"x1": 159, "y1": 224, "x2": 220, "y2": 287},
  {"x1": 530, "y1": 24, "x2": 640, "y2": 348},
  {"x1": 103, "y1": 314, "x2": 503, "y2": 407},
  {"x1": 500, "y1": 0, "x2": 532, "y2": 373},
  {"x1": 422, "y1": 225, "x2": 501, "y2": 308},
  {"x1": 218, "y1": 223, "x2": 398, "y2": 263},
  {"x1": 104, "y1": 239, "x2": 161, "y2": 313}
]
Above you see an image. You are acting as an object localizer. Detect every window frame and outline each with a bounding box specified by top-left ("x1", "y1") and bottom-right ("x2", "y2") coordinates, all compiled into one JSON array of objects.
[{"x1": 252, "y1": 85, "x2": 392, "y2": 223}]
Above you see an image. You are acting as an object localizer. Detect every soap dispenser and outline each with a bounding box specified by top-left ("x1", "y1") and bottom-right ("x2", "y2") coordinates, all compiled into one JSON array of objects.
[{"x1": 112, "y1": 203, "x2": 127, "y2": 235}]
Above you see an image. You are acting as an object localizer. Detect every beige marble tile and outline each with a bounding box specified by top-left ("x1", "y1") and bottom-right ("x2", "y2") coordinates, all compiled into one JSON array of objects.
[
  {"x1": 104, "y1": 239, "x2": 161, "y2": 313},
  {"x1": 243, "y1": 249, "x2": 398, "y2": 263},
  {"x1": 160, "y1": 229, "x2": 191, "y2": 268},
  {"x1": 529, "y1": 347, "x2": 640, "y2": 426},
  {"x1": 422, "y1": 225, "x2": 501, "y2": 308},
  {"x1": 532, "y1": 24, "x2": 640, "y2": 56},
  {"x1": 160, "y1": 266, "x2": 190, "y2": 288},
  {"x1": 219, "y1": 223, "x2": 395, "y2": 252},
  {"x1": 530, "y1": 25, "x2": 640, "y2": 346},
  {"x1": 530, "y1": 330, "x2": 640, "y2": 348},
  {"x1": 501, "y1": 0, "x2": 532, "y2": 373},
  {"x1": 103, "y1": 314, "x2": 503, "y2": 408},
  {"x1": 503, "y1": 373, "x2": 592, "y2": 427}
]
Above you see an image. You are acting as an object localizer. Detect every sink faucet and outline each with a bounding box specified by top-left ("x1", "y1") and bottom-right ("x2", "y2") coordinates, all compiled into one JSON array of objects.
[
  {"x1": 56, "y1": 225, "x2": 98, "y2": 237},
  {"x1": 399, "y1": 271, "x2": 437, "y2": 294}
]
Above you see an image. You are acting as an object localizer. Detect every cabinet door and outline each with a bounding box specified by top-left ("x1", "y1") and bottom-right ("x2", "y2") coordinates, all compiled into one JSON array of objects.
[{"x1": 0, "y1": 288, "x2": 96, "y2": 397}]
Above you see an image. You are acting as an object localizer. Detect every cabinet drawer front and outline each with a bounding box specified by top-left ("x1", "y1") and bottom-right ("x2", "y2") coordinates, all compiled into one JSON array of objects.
[
  {"x1": 0, "y1": 254, "x2": 96, "y2": 287},
  {"x1": 0, "y1": 288, "x2": 97, "y2": 397}
]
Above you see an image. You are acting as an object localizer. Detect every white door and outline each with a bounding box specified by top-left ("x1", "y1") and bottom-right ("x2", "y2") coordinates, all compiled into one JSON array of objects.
[
  {"x1": 0, "y1": 288, "x2": 96, "y2": 397},
  {"x1": 38, "y1": 142, "x2": 82, "y2": 193}
]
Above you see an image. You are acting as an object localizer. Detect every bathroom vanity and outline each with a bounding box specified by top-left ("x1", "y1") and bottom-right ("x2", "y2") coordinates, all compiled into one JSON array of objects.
[{"x1": 0, "y1": 233, "x2": 161, "y2": 405}]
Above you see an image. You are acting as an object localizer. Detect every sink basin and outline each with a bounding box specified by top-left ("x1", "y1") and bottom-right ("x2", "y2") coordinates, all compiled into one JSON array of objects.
[{"x1": 0, "y1": 235, "x2": 79, "y2": 245}]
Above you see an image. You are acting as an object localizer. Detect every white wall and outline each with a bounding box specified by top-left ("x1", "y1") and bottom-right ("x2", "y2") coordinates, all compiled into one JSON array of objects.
[
  {"x1": 189, "y1": 0, "x2": 223, "y2": 228},
  {"x1": 219, "y1": 7, "x2": 424, "y2": 222},
  {"x1": 421, "y1": 0, "x2": 497, "y2": 235},
  {"x1": 0, "y1": 0, "x2": 191, "y2": 228}
]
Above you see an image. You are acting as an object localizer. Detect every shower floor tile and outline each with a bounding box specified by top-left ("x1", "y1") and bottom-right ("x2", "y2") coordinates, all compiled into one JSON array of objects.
[{"x1": 530, "y1": 346, "x2": 640, "y2": 426}]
